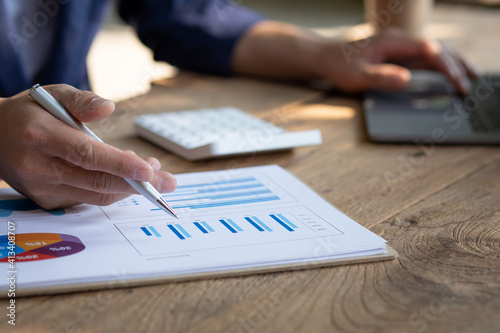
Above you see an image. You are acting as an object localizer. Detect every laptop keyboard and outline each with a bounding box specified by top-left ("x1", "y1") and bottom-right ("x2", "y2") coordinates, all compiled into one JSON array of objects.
[{"x1": 467, "y1": 77, "x2": 500, "y2": 133}]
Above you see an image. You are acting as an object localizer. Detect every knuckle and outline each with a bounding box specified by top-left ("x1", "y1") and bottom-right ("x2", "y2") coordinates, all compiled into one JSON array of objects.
[
  {"x1": 420, "y1": 39, "x2": 441, "y2": 57},
  {"x1": 16, "y1": 157, "x2": 39, "y2": 180},
  {"x1": 92, "y1": 194, "x2": 117, "y2": 206},
  {"x1": 53, "y1": 83, "x2": 72, "y2": 91},
  {"x1": 89, "y1": 172, "x2": 113, "y2": 193},
  {"x1": 20, "y1": 123, "x2": 46, "y2": 147},
  {"x1": 49, "y1": 84, "x2": 84, "y2": 117},
  {"x1": 60, "y1": 83, "x2": 72, "y2": 90},
  {"x1": 66, "y1": 90, "x2": 87, "y2": 117},
  {"x1": 50, "y1": 83, "x2": 73, "y2": 97},
  {"x1": 68, "y1": 139, "x2": 96, "y2": 168},
  {"x1": 67, "y1": 90, "x2": 82, "y2": 109},
  {"x1": 50, "y1": 161, "x2": 74, "y2": 182}
]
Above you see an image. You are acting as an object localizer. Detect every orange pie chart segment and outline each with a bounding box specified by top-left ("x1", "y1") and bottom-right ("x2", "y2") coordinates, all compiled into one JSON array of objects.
[
  {"x1": 0, "y1": 233, "x2": 85, "y2": 262},
  {"x1": 15, "y1": 233, "x2": 63, "y2": 251}
]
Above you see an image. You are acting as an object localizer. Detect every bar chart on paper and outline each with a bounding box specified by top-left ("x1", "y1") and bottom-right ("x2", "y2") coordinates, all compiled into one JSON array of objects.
[
  {"x1": 100, "y1": 172, "x2": 296, "y2": 220},
  {"x1": 115, "y1": 206, "x2": 343, "y2": 256},
  {"x1": 108, "y1": 169, "x2": 345, "y2": 256},
  {"x1": 0, "y1": 165, "x2": 391, "y2": 297}
]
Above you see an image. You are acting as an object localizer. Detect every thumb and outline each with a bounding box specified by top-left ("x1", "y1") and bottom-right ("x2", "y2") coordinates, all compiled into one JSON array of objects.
[
  {"x1": 361, "y1": 63, "x2": 412, "y2": 91},
  {"x1": 43, "y1": 84, "x2": 115, "y2": 123}
]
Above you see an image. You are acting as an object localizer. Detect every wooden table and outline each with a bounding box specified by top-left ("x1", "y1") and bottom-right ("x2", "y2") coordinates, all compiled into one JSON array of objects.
[
  {"x1": 3, "y1": 73, "x2": 498, "y2": 333},
  {"x1": 3, "y1": 3, "x2": 500, "y2": 333}
]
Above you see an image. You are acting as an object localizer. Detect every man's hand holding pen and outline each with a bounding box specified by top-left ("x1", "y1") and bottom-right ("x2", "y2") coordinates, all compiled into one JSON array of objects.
[{"x1": 0, "y1": 84, "x2": 177, "y2": 210}]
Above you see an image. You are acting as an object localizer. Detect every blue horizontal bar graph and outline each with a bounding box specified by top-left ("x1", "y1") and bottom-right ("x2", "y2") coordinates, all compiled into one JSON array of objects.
[
  {"x1": 245, "y1": 217, "x2": 264, "y2": 231},
  {"x1": 149, "y1": 175, "x2": 284, "y2": 213},
  {"x1": 164, "y1": 189, "x2": 272, "y2": 202},
  {"x1": 163, "y1": 183, "x2": 265, "y2": 197},
  {"x1": 152, "y1": 196, "x2": 280, "y2": 211},
  {"x1": 167, "y1": 224, "x2": 185, "y2": 240},
  {"x1": 175, "y1": 177, "x2": 257, "y2": 189},
  {"x1": 168, "y1": 196, "x2": 280, "y2": 210},
  {"x1": 141, "y1": 227, "x2": 152, "y2": 236},
  {"x1": 252, "y1": 216, "x2": 272, "y2": 232},
  {"x1": 270, "y1": 214, "x2": 294, "y2": 232},
  {"x1": 220, "y1": 219, "x2": 237, "y2": 233}
]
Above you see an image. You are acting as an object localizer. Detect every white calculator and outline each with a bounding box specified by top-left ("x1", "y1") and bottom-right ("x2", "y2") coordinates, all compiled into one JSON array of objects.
[{"x1": 134, "y1": 107, "x2": 322, "y2": 161}]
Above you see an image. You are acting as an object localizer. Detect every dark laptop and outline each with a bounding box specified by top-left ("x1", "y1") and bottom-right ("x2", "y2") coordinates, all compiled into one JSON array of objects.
[{"x1": 363, "y1": 70, "x2": 500, "y2": 144}]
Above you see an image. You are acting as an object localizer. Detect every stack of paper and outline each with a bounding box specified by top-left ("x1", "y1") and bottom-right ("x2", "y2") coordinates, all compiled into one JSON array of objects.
[{"x1": 0, "y1": 165, "x2": 394, "y2": 296}]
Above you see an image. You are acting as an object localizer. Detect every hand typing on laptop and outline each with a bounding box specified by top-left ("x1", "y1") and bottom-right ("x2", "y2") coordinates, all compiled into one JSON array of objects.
[{"x1": 234, "y1": 24, "x2": 479, "y2": 96}]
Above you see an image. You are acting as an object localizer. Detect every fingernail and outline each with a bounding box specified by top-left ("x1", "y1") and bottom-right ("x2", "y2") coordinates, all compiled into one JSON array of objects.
[
  {"x1": 158, "y1": 180, "x2": 169, "y2": 193},
  {"x1": 133, "y1": 167, "x2": 153, "y2": 182},
  {"x1": 149, "y1": 159, "x2": 161, "y2": 171},
  {"x1": 158, "y1": 177, "x2": 176, "y2": 193},
  {"x1": 157, "y1": 180, "x2": 165, "y2": 193},
  {"x1": 88, "y1": 98, "x2": 114, "y2": 111}
]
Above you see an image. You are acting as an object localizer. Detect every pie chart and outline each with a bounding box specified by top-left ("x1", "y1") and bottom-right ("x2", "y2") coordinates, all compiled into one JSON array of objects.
[{"x1": 0, "y1": 233, "x2": 85, "y2": 262}]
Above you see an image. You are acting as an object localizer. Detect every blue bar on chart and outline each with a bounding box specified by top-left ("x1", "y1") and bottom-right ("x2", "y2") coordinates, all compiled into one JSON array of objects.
[
  {"x1": 148, "y1": 226, "x2": 162, "y2": 237},
  {"x1": 252, "y1": 216, "x2": 273, "y2": 232},
  {"x1": 244, "y1": 217, "x2": 264, "y2": 232},
  {"x1": 220, "y1": 219, "x2": 237, "y2": 233},
  {"x1": 165, "y1": 188, "x2": 272, "y2": 202},
  {"x1": 141, "y1": 227, "x2": 152, "y2": 236},
  {"x1": 149, "y1": 176, "x2": 282, "y2": 211},
  {"x1": 201, "y1": 221, "x2": 215, "y2": 232},
  {"x1": 227, "y1": 219, "x2": 243, "y2": 232},
  {"x1": 270, "y1": 214, "x2": 294, "y2": 232},
  {"x1": 175, "y1": 223, "x2": 191, "y2": 238},
  {"x1": 173, "y1": 177, "x2": 257, "y2": 189},
  {"x1": 167, "y1": 196, "x2": 280, "y2": 210},
  {"x1": 167, "y1": 224, "x2": 185, "y2": 240},
  {"x1": 152, "y1": 196, "x2": 280, "y2": 211},
  {"x1": 176, "y1": 224, "x2": 192, "y2": 238},
  {"x1": 277, "y1": 214, "x2": 298, "y2": 229},
  {"x1": 193, "y1": 222, "x2": 208, "y2": 234},
  {"x1": 164, "y1": 182, "x2": 265, "y2": 197}
]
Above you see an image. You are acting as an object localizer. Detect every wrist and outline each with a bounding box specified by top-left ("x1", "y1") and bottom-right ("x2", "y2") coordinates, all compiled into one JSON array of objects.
[
  {"x1": 234, "y1": 21, "x2": 329, "y2": 80},
  {"x1": 307, "y1": 38, "x2": 334, "y2": 80}
]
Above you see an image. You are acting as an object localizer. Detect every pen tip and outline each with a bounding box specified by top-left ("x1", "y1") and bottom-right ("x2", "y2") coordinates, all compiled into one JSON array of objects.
[{"x1": 156, "y1": 198, "x2": 179, "y2": 219}]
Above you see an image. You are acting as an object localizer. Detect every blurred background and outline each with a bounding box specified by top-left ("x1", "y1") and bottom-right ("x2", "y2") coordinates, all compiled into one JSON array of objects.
[{"x1": 86, "y1": 0, "x2": 500, "y2": 101}]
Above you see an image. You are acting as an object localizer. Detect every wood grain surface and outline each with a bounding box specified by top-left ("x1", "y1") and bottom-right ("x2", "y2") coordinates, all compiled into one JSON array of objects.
[
  {"x1": 2, "y1": 3, "x2": 500, "y2": 332},
  {"x1": 2, "y1": 72, "x2": 498, "y2": 333}
]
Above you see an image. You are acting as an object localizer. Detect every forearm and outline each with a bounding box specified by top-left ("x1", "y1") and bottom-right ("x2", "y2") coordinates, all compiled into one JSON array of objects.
[{"x1": 232, "y1": 21, "x2": 326, "y2": 80}]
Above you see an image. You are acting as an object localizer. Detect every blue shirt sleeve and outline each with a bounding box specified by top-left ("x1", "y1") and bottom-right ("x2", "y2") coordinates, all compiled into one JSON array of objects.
[{"x1": 117, "y1": 0, "x2": 265, "y2": 76}]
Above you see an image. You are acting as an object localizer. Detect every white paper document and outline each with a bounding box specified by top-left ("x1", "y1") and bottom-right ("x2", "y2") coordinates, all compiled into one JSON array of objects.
[{"x1": 0, "y1": 165, "x2": 388, "y2": 296}]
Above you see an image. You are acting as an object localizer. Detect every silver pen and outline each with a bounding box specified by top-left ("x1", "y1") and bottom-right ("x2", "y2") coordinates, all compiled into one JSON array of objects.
[{"x1": 29, "y1": 84, "x2": 179, "y2": 218}]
